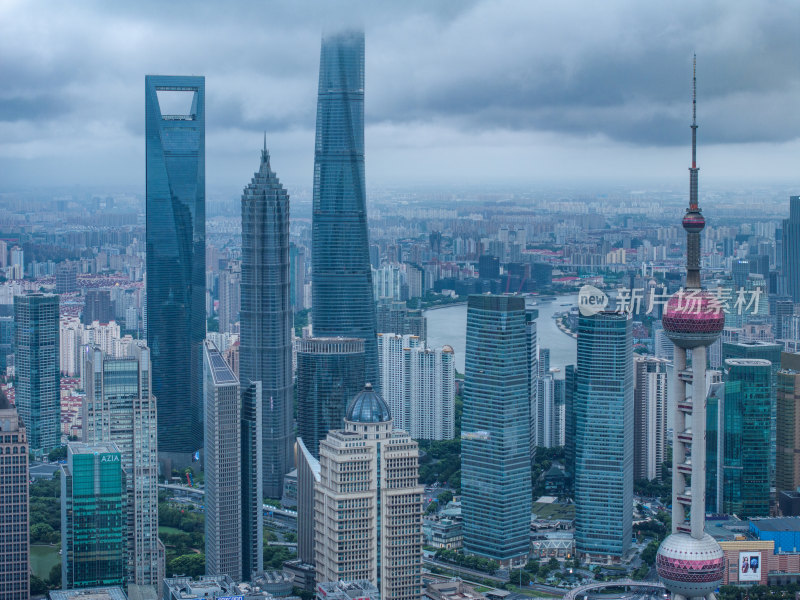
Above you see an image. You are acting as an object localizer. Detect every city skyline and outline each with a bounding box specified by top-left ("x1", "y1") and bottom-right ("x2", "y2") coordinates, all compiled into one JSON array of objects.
[{"x1": 2, "y1": 2, "x2": 800, "y2": 190}]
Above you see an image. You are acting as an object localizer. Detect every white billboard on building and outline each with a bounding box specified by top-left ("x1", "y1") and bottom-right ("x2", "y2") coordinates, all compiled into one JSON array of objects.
[{"x1": 738, "y1": 551, "x2": 762, "y2": 582}]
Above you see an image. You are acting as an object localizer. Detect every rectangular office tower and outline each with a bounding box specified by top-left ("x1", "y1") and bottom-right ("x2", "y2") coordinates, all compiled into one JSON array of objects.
[
  {"x1": 83, "y1": 344, "x2": 162, "y2": 586},
  {"x1": 777, "y1": 352, "x2": 800, "y2": 497},
  {"x1": 240, "y1": 142, "x2": 293, "y2": 499},
  {"x1": 203, "y1": 340, "x2": 243, "y2": 581},
  {"x1": 61, "y1": 442, "x2": 126, "y2": 589},
  {"x1": 0, "y1": 391, "x2": 29, "y2": 600},
  {"x1": 296, "y1": 337, "x2": 365, "y2": 458},
  {"x1": 462, "y1": 295, "x2": 531, "y2": 566},
  {"x1": 574, "y1": 311, "x2": 633, "y2": 562},
  {"x1": 14, "y1": 292, "x2": 60, "y2": 453},
  {"x1": 145, "y1": 75, "x2": 205, "y2": 469},
  {"x1": 203, "y1": 341, "x2": 263, "y2": 580},
  {"x1": 722, "y1": 359, "x2": 772, "y2": 518},
  {"x1": 783, "y1": 196, "x2": 800, "y2": 302},
  {"x1": 311, "y1": 31, "x2": 379, "y2": 390}
]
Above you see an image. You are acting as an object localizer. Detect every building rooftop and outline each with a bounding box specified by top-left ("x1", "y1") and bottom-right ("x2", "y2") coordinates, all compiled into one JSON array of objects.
[
  {"x1": 49, "y1": 588, "x2": 128, "y2": 600},
  {"x1": 68, "y1": 441, "x2": 120, "y2": 455},
  {"x1": 345, "y1": 383, "x2": 391, "y2": 423},
  {"x1": 750, "y1": 517, "x2": 800, "y2": 532}
]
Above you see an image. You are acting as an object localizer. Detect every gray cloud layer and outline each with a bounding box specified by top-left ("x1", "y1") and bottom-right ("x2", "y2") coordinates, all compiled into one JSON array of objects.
[{"x1": 0, "y1": 0, "x2": 798, "y2": 189}]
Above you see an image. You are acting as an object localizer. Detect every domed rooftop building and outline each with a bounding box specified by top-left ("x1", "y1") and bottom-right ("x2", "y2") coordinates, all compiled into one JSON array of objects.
[
  {"x1": 344, "y1": 383, "x2": 393, "y2": 440},
  {"x1": 345, "y1": 383, "x2": 391, "y2": 424}
]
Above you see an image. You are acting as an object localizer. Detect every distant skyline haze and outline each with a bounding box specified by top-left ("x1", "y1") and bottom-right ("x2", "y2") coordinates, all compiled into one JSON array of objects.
[{"x1": 0, "y1": 0, "x2": 799, "y2": 190}]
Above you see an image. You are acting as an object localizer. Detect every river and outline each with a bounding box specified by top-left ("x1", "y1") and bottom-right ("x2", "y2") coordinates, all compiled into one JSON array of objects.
[{"x1": 424, "y1": 294, "x2": 578, "y2": 375}]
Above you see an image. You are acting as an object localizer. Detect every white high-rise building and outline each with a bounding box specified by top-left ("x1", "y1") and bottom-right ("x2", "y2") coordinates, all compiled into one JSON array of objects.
[
  {"x1": 203, "y1": 340, "x2": 243, "y2": 581},
  {"x1": 533, "y1": 374, "x2": 564, "y2": 448},
  {"x1": 314, "y1": 384, "x2": 423, "y2": 600},
  {"x1": 377, "y1": 333, "x2": 455, "y2": 440},
  {"x1": 83, "y1": 343, "x2": 163, "y2": 585},
  {"x1": 633, "y1": 356, "x2": 669, "y2": 481}
]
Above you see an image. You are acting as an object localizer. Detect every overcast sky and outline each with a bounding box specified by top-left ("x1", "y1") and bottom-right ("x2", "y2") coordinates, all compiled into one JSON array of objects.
[{"x1": 1, "y1": 0, "x2": 799, "y2": 193}]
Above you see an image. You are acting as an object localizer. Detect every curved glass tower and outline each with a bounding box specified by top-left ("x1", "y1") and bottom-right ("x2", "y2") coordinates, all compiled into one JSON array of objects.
[
  {"x1": 145, "y1": 75, "x2": 205, "y2": 466},
  {"x1": 240, "y1": 142, "x2": 293, "y2": 499},
  {"x1": 311, "y1": 30, "x2": 379, "y2": 390}
]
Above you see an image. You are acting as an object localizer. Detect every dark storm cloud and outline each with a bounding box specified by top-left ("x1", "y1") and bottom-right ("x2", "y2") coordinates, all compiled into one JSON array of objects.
[{"x1": 0, "y1": 0, "x2": 798, "y2": 187}]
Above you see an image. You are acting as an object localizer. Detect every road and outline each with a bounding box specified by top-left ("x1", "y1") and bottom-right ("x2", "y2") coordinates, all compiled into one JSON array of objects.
[{"x1": 562, "y1": 580, "x2": 665, "y2": 600}]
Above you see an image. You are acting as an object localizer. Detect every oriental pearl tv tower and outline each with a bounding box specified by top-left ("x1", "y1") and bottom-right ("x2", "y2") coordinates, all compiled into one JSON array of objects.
[{"x1": 655, "y1": 57, "x2": 725, "y2": 600}]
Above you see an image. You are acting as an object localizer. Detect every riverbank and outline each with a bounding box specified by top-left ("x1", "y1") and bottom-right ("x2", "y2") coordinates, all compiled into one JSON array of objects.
[{"x1": 554, "y1": 312, "x2": 578, "y2": 339}]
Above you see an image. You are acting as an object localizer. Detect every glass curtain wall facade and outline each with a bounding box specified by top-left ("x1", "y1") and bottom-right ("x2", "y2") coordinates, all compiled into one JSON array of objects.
[
  {"x1": 461, "y1": 295, "x2": 531, "y2": 565},
  {"x1": 83, "y1": 345, "x2": 161, "y2": 585},
  {"x1": 783, "y1": 196, "x2": 800, "y2": 302},
  {"x1": 61, "y1": 442, "x2": 126, "y2": 589},
  {"x1": 14, "y1": 293, "x2": 60, "y2": 453},
  {"x1": 240, "y1": 143, "x2": 293, "y2": 499},
  {"x1": 296, "y1": 337, "x2": 365, "y2": 458},
  {"x1": 145, "y1": 75, "x2": 205, "y2": 465},
  {"x1": 574, "y1": 311, "x2": 633, "y2": 561},
  {"x1": 311, "y1": 31, "x2": 379, "y2": 390},
  {"x1": 723, "y1": 359, "x2": 771, "y2": 518}
]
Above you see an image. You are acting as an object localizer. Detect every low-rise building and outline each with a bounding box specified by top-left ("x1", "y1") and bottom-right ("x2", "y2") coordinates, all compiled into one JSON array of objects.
[
  {"x1": 316, "y1": 581, "x2": 379, "y2": 600},
  {"x1": 49, "y1": 588, "x2": 128, "y2": 600},
  {"x1": 424, "y1": 580, "x2": 486, "y2": 600},
  {"x1": 424, "y1": 517, "x2": 463, "y2": 550},
  {"x1": 163, "y1": 576, "x2": 276, "y2": 600}
]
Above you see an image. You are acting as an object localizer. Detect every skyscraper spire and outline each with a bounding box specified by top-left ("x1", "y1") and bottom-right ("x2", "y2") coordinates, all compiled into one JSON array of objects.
[{"x1": 683, "y1": 54, "x2": 704, "y2": 289}]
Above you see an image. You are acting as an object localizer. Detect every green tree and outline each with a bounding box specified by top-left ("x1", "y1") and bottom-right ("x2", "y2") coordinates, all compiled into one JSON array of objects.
[
  {"x1": 47, "y1": 563, "x2": 61, "y2": 588},
  {"x1": 47, "y1": 445, "x2": 67, "y2": 462},
  {"x1": 510, "y1": 570, "x2": 531, "y2": 586},
  {"x1": 437, "y1": 490, "x2": 454, "y2": 505},
  {"x1": 30, "y1": 575, "x2": 48, "y2": 596},
  {"x1": 30, "y1": 522, "x2": 58, "y2": 544},
  {"x1": 168, "y1": 553, "x2": 205, "y2": 577}
]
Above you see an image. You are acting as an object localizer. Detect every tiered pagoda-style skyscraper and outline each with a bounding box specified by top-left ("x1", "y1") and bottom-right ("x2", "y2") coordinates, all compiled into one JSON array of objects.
[{"x1": 240, "y1": 140, "x2": 293, "y2": 499}]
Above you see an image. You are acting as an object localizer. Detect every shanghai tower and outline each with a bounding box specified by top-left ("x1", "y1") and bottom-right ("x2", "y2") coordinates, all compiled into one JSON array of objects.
[
  {"x1": 655, "y1": 57, "x2": 725, "y2": 600},
  {"x1": 241, "y1": 139, "x2": 293, "y2": 499},
  {"x1": 145, "y1": 75, "x2": 205, "y2": 468},
  {"x1": 311, "y1": 30, "x2": 379, "y2": 389}
]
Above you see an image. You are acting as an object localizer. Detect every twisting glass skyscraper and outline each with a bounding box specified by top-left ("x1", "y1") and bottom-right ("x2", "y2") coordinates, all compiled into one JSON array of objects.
[
  {"x1": 311, "y1": 30, "x2": 379, "y2": 389},
  {"x1": 145, "y1": 75, "x2": 205, "y2": 467},
  {"x1": 241, "y1": 141, "x2": 293, "y2": 498},
  {"x1": 462, "y1": 295, "x2": 531, "y2": 565}
]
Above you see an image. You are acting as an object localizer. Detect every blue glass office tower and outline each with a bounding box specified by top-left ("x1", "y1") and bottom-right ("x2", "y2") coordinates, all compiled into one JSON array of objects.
[
  {"x1": 240, "y1": 141, "x2": 293, "y2": 499},
  {"x1": 145, "y1": 76, "x2": 205, "y2": 467},
  {"x1": 783, "y1": 196, "x2": 800, "y2": 302},
  {"x1": 14, "y1": 293, "x2": 60, "y2": 453},
  {"x1": 462, "y1": 295, "x2": 531, "y2": 565},
  {"x1": 722, "y1": 358, "x2": 772, "y2": 518},
  {"x1": 574, "y1": 311, "x2": 633, "y2": 562},
  {"x1": 311, "y1": 31, "x2": 379, "y2": 390}
]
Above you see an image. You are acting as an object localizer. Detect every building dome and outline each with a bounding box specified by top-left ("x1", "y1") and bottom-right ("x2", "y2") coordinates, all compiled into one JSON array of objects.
[
  {"x1": 682, "y1": 210, "x2": 706, "y2": 233},
  {"x1": 345, "y1": 383, "x2": 391, "y2": 423},
  {"x1": 662, "y1": 290, "x2": 724, "y2": 349},
  {"x1": 656, "y1": 533, "x2": 724, "y2": 598}
]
